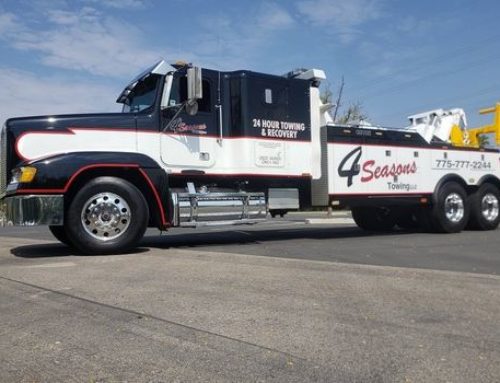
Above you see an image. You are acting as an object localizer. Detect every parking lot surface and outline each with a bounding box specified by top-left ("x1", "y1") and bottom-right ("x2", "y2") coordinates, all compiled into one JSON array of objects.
[{"x1": 1, "y1": 216, "x2": 499, "y2": 382}]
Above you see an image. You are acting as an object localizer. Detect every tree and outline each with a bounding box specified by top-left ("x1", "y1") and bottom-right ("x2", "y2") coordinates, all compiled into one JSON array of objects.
[
  {"x1": 477, "y1": 134, "x2": 491, "y2": 148},
  {"x1": 320, "y1": 78, "x2": 369, "y2": 124},
  {"x1": 336, "y1": 102, "x2": 369, "y2": 124},
  {"x1": 320, "y1": 81, "x2": 334, "y2": 104}
]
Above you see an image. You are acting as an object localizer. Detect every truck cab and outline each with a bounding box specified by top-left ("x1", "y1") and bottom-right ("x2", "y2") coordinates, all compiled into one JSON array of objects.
[{"x1": 0, "y1": 61, "x2": 327, "y2": 253}]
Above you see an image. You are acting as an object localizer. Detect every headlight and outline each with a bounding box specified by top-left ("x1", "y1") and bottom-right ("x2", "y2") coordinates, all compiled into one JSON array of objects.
[{"x1": 11, "y1": 166, "x2": 37, "y2": 184}]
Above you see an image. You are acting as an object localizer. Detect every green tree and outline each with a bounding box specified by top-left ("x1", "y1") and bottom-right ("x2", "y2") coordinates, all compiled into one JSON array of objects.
[{"x1": 477, "y1": 134, "x2": 491, "y2": 148}]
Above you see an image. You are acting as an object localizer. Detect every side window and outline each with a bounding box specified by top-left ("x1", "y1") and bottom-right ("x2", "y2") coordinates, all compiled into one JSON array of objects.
[
  {"x1": 264, "y1": 89, "x2": 273, "y2": 104},
  {"x1": 171, "y1": 77, "x2": 212, "y2": 113},
  {"x1": 261, "y1": 84, "x2": 287, "y2": 106}
]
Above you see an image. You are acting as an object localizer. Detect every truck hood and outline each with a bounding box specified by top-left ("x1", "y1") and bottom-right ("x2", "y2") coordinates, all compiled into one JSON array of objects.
[
  {"x1": 3, "y1": 112, "x2": 139, "y2": 172},
  {"x1": 5, "y1": 112, "x2": 135, "y2": 131}
]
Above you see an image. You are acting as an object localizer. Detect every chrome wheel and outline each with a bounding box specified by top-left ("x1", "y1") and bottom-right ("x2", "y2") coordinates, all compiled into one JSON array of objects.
[
  {"x1": 481, "y1": 193, "x2": 499, "y2": 222},
  {"x1": 444, "y1": 193, "x2": 464, "y2": 223},
  {"x1": 81, "y1": 192, "x2": 131, "y2": 241}
]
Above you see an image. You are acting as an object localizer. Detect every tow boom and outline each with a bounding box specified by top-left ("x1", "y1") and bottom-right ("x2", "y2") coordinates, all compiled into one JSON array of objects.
[{"x1": 406, "y1": 103, "x2": 500, "y2": 148}]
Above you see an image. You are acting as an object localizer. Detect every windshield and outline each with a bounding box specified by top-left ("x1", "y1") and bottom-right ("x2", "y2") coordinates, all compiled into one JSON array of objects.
[{"x1": 121, "y1": 74, "x2": 160, "y2": 113}]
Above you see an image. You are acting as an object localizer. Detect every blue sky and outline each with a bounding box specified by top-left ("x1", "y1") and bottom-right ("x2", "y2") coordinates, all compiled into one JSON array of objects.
[{"x1": 0, "y1": 0, "x2": 499, "y2": 130}]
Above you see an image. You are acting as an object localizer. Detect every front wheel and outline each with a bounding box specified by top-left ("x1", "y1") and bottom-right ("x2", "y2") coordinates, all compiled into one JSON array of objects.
[{"x1": 65, "y1": 177, "x2": 149, "y2": 254}]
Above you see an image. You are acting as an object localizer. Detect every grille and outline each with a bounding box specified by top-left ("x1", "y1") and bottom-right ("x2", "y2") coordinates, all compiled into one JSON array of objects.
[{"x1": 0, "y1": 124, "x2": 7, "y2": 197}]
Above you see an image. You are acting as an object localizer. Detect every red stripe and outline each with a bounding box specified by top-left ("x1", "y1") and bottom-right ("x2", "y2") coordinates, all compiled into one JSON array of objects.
[
  {"x1": 169, "y1": 172, "x2": 312, "y2": 178},
  {"x1": 329, "y1": 192, "x2": 432, "y2": 197},
  {"x1": 63, "y1": 164, "x2": 140, "y2": 193},
  {"x1": 138, "y1": 168, "x2": 167, "y2": 227},
  {"x1": 161, "y1": 131, "x2": 312, "y2": 143},
  {"x1": 15, "y1": 129, "x2": 75, "y2": 162}
]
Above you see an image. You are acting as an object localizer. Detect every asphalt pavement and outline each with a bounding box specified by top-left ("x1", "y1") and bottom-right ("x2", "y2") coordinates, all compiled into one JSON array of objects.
[{"x1": 0, "y1": 213, "x2": 499, "y2": 382}]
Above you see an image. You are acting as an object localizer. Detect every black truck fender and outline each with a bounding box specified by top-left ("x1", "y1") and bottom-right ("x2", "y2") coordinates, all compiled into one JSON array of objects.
[
  {"x1": 431, "y1": 173, "x2": 469, "y2": 205},
  {"x1": 477, "y1": 174, "x2": 500, "y2": 190},
  {"x1": 15, "y1": 151, "x2": 171, "y2": 229}
]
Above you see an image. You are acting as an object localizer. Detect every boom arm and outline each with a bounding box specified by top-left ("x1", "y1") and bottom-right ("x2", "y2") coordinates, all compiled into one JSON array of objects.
[
  {"x1": 467, "y1": 103, "x2": 500, "y2": 147},
  {"x1": 406, "y1": 103, "x2": 500, "y2": 148}
]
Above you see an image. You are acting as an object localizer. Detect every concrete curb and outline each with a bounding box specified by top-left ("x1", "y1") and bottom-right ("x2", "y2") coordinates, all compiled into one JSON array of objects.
[{"x1": 304, "y1": 218, "x2": 354, "y2": 224}]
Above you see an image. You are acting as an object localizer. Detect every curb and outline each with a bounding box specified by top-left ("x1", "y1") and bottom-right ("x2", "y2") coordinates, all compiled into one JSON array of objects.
[{"x1": 304, "y1": 218, "x2": 355, "y2": 224}]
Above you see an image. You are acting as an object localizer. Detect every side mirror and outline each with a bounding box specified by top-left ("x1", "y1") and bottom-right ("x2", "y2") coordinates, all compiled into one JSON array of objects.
[{"x1": 187, "y1": 67, "x2": 203, "y2": 102}]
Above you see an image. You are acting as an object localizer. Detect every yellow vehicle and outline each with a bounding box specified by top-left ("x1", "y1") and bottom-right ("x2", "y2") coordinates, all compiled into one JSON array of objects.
[{"x1": 450, "y1": 103, "x2": 500, "y2": 148}]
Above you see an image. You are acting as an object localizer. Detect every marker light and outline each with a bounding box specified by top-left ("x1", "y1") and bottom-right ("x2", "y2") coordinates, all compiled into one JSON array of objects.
[{"x1": 12, "y1": 166, "x2": 37, "y2": 183}]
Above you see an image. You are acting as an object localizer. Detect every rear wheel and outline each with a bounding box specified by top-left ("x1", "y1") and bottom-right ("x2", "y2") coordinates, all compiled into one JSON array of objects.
[
  {"x1": 467, "y1": 184, "x2": 500, "y2": 230},
  {"x1": 351, "y1": 206, "x2": 397, "y2": 231},
  {"x1": 65, "y1": 177, "x2": 149, "y2": 254},
  {"x1": 429, "y1": 182, "x2": 469, "y2": 233}
]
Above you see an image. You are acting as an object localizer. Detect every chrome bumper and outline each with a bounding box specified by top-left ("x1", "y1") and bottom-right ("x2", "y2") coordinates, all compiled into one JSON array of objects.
[{"x1": 2, "y1": 195, "x2": 64, "y2": 226}]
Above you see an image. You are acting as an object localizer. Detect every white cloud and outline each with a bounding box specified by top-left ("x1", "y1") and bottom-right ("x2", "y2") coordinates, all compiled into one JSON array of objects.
[
  {"x1": 296, "y1": 0, "x2": 383, "y2": 42},
  {"x1": 297, "y1": 0, "x2": 382, "y2": 25},
  {"x1": 258, "y1": 3, "x2": 295, "y2": 30},
  {"x1": 194, "y1": 3, "x2": 295, "y2": 70},
  {"x1": 0, "y1": 12, "x2": 19, "y2": 37},
  {"x1": 82, "y1": 0, "x2": 147, "y2": 9},
  {"x1": 0, "y1": 67, "x2": 120, "y2": 124},
  {"x1": 0, "y1": 3, "x2": 178, "y2": 125},
  {"x1": 47, "y1": 7, "x2": 100, "y2": 25},
  {"x1": 1, "y1": 7, "x2": 162, "y2": 78}
]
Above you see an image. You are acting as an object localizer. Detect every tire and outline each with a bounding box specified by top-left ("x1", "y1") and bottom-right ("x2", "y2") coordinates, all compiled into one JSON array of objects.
[
  {"x1": 49, "y1": 225, "x2": 73, "y2": 247},
  {"x1": 467, "y1": 183, "x2": 500, "y2": 230},
  {"x1": 415, "y1": 207, "x2": 436, "y2": 232},
  {"x1": 395, "y1": 208, "x2": 419, "y2": 230},
  {"x1": 65, "y1": 177, "x2": 149, "y2": 254},
  {"x1": 429, "y1": 182, "x2": 469, "y2": 233},
  {"x1": 351, "y1": 206, "x2": 397, "y2": 231}
]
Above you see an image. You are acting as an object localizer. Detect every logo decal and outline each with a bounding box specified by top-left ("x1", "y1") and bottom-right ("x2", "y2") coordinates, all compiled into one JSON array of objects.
[
  {"x1": 337, "y1": 146, "x2": 362, "y2": 187},
  {"x1": 338, "y1": 146, "x2": 418, "y2": 187},
  {"x1": 168, "y1": 118, "x2": 207, "y2": 135}
]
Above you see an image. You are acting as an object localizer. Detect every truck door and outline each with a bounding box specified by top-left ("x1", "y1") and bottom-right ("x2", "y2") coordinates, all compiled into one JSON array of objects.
[{"x1": 160, "y1": 71, "x2": 218, "y2": 169}]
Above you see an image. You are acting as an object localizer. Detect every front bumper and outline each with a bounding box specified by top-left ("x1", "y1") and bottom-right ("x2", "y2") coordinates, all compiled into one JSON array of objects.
[{"x1": 2, "y1": 195, "x2": 64, "y2": 226}]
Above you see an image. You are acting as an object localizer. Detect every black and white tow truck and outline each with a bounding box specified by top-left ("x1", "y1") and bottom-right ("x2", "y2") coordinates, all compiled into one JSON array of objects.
[{"x1": 1, "y1": 60, "x2": 499, "y2": 253}]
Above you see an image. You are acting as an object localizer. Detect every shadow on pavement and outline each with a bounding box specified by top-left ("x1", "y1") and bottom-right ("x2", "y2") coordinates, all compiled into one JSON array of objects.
[
  {"x1": 141, "y1": 225, "x2": 417, "y2": 249},
  {"x1": 11, "y1": 243, "x2": 150, "y2": 258},
  {"x1": 9, "y1": 226, "x2": 417, "y2": 258}
]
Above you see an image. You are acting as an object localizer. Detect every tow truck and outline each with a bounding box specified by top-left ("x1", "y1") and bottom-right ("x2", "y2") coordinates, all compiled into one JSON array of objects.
[{"x1": 1, "y1": 60, "x2": 499, "y2": 254}]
